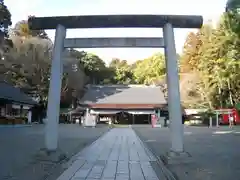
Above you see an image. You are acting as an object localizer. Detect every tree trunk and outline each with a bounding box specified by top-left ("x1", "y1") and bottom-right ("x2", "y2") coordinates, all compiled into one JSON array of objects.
[{"x1": 227, "y1": 79, "x2": 234, "y2": 106}]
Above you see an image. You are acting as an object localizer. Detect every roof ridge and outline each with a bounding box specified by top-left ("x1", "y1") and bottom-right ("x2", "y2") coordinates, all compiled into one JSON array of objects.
[
  {"x1": 0, "y1": 81, "x2": 36, "y2": 105},
  {"x1": 80, "y1": 83, "x2": 166, "y2": 105}
]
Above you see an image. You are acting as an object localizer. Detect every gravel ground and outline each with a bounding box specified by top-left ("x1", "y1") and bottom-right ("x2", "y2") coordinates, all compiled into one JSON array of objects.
[
  {"x1": 0, "y1": 124, "x2": 109, "y2": 180},
  {"x1": 133, "y1": 126, "x2": 240, "y2": 180}
]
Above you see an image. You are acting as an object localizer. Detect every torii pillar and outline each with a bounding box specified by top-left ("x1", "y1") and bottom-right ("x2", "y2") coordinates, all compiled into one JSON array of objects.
[{"x1": 163, "y1": 23, "x2": 184, "y2": 153}]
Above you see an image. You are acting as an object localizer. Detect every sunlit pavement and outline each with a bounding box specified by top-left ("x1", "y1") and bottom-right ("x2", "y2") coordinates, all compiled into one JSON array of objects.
[
  {"x1": 57, "y1": 128, "x2": 164, "y2": 180},
  {"x1": 133, "y1": 126, "x2": 240, "y2": 180},
  {"x1": 0, "y1": 124, "x2": 109, "y2": 180}
]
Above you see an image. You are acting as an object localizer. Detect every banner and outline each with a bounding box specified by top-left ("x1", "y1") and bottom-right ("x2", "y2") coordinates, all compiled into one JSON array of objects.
[{"x1": 151, "y1": 114, "x2": 157, "y2": 128}]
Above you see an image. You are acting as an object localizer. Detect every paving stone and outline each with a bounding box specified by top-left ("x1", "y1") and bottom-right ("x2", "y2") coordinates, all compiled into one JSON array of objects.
[
  {"x1": 141, "y1": 162, "x2": 159, "y2": 179},
  {"x1": 102, "y1": 161, "x2": 117, "y2": 178},
  {"x1": 115, "y1": 173, "x2": 129, "y2": 180},
  {"x1": 117, "y1": 160, "x2": 129, "y2": 174},
  {"x1": 72, "y1": 162, "x2": 94, "y2": 179},
  {"x1": 57, "y1": 128, "x2": 160, "y2": 180},
  {"x1": 87, "y1": 161, "x2": 105, "y2": 179},
  {"x1": 56, "y1": 160, "x2": 85, "y2": 180}
]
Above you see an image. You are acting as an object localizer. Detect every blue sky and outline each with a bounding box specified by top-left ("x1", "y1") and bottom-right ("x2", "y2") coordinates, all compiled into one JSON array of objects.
[{"x1": 6, "y1": 0, "x2": 227, "y2": 64}]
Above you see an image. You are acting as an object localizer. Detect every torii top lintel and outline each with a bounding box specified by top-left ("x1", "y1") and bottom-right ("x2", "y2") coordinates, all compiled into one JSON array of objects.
[{"x1": 28, "y1": 14, "x2": 203, "y2": 30}]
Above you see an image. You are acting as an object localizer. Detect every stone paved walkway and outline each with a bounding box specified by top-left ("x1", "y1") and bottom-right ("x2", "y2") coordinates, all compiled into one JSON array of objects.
[{"x1": 57, "y1": 128, "x2": 160, "y2": 180}]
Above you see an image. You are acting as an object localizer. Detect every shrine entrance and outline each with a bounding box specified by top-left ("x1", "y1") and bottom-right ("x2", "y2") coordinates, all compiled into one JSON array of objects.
[{"x1": 29, "y1": 14, "x2": 203, "y2": 154}]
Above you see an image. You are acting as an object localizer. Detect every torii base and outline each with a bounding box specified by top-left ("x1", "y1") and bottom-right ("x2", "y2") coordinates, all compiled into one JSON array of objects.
[
  {"x1": 161, "y1": 150, "x2": 192, "y2": 165},
  {"x1": 34, "y1": 148, "x2": 67, "y2": 163}
]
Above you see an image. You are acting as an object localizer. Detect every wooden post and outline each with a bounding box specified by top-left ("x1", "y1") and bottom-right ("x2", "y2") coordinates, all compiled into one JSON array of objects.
[
  {"x1": 209, "y1": 117, "x2": 212, "y2": 128},
  {"x1": 216, "y1": 112, "x2": 219, "y2": 127}
]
